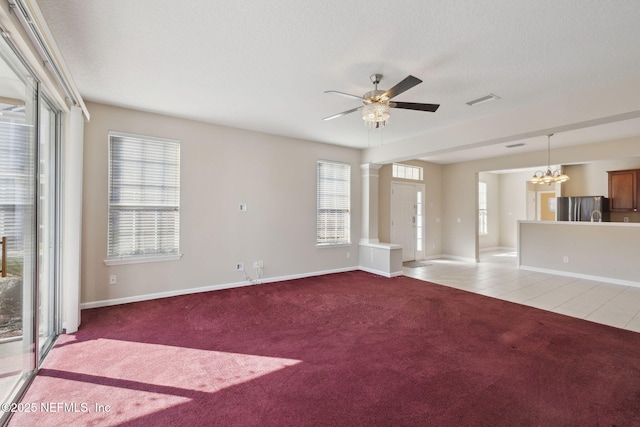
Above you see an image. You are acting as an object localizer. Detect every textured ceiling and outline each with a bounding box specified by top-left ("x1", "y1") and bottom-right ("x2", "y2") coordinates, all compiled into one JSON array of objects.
[{"x1": 36, "y1": 0, "x2": 640, "y2": 162}]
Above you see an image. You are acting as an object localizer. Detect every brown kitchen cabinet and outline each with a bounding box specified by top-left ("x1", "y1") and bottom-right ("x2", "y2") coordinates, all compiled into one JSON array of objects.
[{"x1": 608, "y1": 169, "x2": 640, "y2": 212}]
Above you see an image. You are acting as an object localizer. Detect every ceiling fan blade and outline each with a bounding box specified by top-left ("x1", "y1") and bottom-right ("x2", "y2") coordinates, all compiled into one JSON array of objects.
[
  {"x1": 392, "y1": 102, "x2": 440, "y2": 112},
  {"x1": 324, "y1": 90, "x2": 363, "y2": 101},
  {"x1": 382, "y1": 75, "x2": 422, "y2": 100},
  {"x1": 322, "y1": 106, "x2": 363, "y2": 121}
]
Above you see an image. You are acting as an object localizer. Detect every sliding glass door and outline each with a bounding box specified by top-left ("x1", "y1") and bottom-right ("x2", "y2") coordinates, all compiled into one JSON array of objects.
[
  {"x1": 37, "y1": 97, "x2": 59, "y2": 360},
  {"x1": 0, "y1": 32, "x2": 61, "y2": 423}
]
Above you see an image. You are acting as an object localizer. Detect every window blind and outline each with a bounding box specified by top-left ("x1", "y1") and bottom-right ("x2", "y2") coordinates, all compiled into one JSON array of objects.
[
  {"x1": 0, "y1": 119, "x2": 33, "y2": 253},
  {"x1": 317, "y1": 160, "x2": 350, "y2": 245},
  {"x1": 108, "y1": 132, "x2": 180, "y2": 260}
]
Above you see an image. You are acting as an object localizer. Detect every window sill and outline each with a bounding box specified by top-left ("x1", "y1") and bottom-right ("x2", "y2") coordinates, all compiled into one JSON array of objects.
[
  {"x1": 104, "y1": 254, "x2": 183, "y2": 266},
  {"x1": 316, "y1": 243, "x2": 352, "y2": 249}
]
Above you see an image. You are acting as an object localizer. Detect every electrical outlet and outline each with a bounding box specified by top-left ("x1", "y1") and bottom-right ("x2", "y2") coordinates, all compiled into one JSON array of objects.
[
  {"x1": 236, "y1": 263, "x2": 244, "y2": 271},
  {"x1": 563, "y1": 256, "x2": 569, "y2": 263},
  {"x1": 109, "y1": 275, "x2": 117, "y2": 285},
  {"x1": 253, "y1": 261, "x2": 260, "y2": 268}
]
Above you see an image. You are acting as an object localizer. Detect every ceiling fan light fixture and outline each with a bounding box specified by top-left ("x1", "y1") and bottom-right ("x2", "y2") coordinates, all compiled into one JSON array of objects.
[
  {"x1": 324, "y1": 74, "x2": 439, "y2": 128},
  {"x1": 363, "y1": 101, "x2": 390, "y2": 129}
]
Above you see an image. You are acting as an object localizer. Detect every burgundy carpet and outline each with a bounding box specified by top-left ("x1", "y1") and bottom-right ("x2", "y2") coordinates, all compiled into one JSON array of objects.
[{"x1": 9, "y1": 271, "x2": 640, "y2": 426}]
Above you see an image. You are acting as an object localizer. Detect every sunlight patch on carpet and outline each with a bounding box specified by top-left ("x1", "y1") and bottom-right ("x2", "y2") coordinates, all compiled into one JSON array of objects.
[
  {"x1": 74, "y1": 339, "x2": 302, "y2": 392},
  {"x1": 10, "y1": 339, "x2": 301, "y2": 426}
]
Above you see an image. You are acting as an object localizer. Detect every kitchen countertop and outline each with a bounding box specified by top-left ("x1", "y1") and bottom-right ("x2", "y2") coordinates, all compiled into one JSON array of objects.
[{"x1": 518, "y1": 220, "x2": 640, "y2": 227}]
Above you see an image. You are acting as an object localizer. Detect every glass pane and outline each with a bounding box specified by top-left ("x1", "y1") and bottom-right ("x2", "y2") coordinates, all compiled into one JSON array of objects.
[
  {"x1": 0, "y1": 38, "x2": 38, "y2": 420},
  {"x1": 38, "y1": 98, "x2": 57, "y2": 358},
  {"x1": 393, "y1": 163, "x2": 423, "y2": 182},
  {"x1": 416, "y1": 191, "x2": 423, "y2": 252}
]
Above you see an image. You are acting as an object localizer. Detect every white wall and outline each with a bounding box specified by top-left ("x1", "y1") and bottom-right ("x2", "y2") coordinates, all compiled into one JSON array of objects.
[
  {"x1": 498, "y1": 170, "x2": 535, "y2": 249},
  {"x1": 81, "y1": 102, "x2": 361, "y2": 305},
  {"x1": 423, "y1": 162, "x2": 444, "y2": 257},
  {"x1": 442, "y1": 162, "x2": 478, "y2": 261}
]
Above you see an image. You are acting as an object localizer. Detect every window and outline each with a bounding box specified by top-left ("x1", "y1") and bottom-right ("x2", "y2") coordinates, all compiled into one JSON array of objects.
[
  {"x1": 317, "y1": 160, "x2": 350, "y2": 246},
  {"x1": 416, "y1": 190, "x2": 424, "y2": 252},
  {"x1": 478, "y1": 181, "x2": 488, "y2": 235},
  {"x1": 107, "y1": 132, "x2": 180, "y2": 264},
  {"x1": 0, "y1": 116, "x2": 30, "y2": 254},
  {"x1": 392, "y1": 163, "x2": 423, "y2": 181}
]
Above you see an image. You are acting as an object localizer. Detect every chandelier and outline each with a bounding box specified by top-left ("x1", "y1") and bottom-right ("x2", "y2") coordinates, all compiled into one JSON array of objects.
[
  {"x1": 361, "y1": 74, "x2": 391, "y2": 129},
  {"x1": 529, "y1": 134, "x2": 570, "y2": 185},
  {"x1": 362, "y1": 100, "x2": 391, "y2": 129}
]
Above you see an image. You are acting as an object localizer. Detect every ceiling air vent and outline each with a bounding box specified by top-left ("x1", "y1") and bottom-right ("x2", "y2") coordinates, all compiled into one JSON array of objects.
[{"x1": 466, "y1": 93, "x2": 500, "y2": 106}]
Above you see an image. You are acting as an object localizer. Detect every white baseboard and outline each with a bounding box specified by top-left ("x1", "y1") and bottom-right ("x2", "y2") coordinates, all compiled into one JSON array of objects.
[
  {"x1": 80, "y1": 266, "x2": 360, "y2": 310},
  {"x1": 441, "y1": 254, "x2": 478, "y2": 263},
  {"x1": 519, "y1": 265, "x2": 640, "y2": 288},
  {"x1": 421, "y1": 250, "x2": 516, "y2": 262},
  {"x1": 359, "y1": 265, "x2": 403, "y2": 278},
  {"x1": 480, "y1": 246, "x2": 516, "y2": 253}
]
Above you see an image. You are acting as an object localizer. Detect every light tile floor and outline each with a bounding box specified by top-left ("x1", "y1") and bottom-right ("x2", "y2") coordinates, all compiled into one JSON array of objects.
[{"x1": 403, "y1": 250, "x2": 640, "y2": 333}]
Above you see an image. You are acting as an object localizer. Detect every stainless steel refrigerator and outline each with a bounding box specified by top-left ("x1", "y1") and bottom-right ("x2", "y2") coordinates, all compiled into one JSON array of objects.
[{"x1": 556, "y1": 196, "x2": 610, "y2": 222}]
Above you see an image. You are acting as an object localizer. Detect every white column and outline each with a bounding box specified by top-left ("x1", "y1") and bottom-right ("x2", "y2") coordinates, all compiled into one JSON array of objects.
[
  {"x1": 360, "y1": 163, "x2": 382, "y2": 245},
  {"x1": 61, "y1": 106, "x2": 84, "y2": 333}
]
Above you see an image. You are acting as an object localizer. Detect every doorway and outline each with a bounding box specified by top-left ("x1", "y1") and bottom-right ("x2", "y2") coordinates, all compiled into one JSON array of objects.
[
  {"x1": 391, "y1": 182, "x2": 425, "y2": 262},
  {"x1": 538, "y1": 191, "x2": 557, "y2": 221}
]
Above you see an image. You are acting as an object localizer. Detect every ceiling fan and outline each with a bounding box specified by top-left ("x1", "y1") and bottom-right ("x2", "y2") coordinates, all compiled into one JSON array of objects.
[{"x1": 323, "y1": 74, "x2": 440, "y2": 129}]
